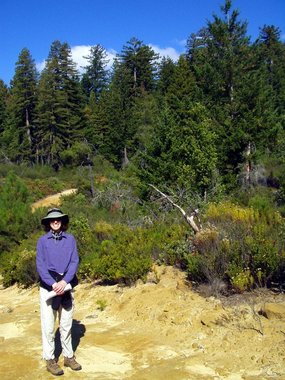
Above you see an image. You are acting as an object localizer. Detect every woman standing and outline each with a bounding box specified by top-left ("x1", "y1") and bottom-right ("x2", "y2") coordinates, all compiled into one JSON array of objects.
[{"x1": 36, "y1": 208, "x2": 82, "y2": 376}]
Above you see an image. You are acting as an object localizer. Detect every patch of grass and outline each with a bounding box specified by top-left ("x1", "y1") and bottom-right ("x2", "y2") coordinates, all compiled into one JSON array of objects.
[{"x1": 96, "y1": 299, "x2": 108, "y2": 311}]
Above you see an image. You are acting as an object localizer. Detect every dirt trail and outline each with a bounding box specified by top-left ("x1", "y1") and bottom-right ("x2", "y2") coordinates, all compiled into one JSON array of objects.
[
  {"x1": 31, "y1": 189, "x2": 77, "y2": 211},
  {"x1": 1, "y1": 266, "x2": 285, "y2": 380}
]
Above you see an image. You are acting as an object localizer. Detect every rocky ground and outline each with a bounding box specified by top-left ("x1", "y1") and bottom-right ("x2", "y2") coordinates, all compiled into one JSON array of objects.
[{"x1": 1, "y1": 265, "x2": 285, "y2": 380}]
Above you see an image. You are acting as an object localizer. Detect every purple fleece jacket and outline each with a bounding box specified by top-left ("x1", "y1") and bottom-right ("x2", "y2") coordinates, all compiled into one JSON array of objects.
[{"x1": 36, "y1": 231, "x2": 79, "y2": 286}]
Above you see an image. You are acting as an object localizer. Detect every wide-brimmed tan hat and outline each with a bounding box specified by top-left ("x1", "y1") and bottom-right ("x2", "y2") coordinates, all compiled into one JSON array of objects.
[{"x1": 41, "y1": 208, "x2": 69, "y2": 225}]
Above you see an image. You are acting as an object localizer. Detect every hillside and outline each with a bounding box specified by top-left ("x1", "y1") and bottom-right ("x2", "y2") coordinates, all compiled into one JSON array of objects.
[{"x1": 1, "y1": 265, "x2": 285, "y2": 380}]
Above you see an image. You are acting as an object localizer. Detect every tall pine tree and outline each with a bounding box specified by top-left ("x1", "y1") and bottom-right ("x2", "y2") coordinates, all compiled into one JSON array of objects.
[
  {"x1": 118, "y1": 37, "x2": 159, "y2": 95},
  {"x1": 36, "y1": 41, "x2": 85, "y2": 166},
  {"x1": 0, "y1": 80, "x2": 9, "y2": 160},
  {"x1": 186, "y1": 0, "x2": 252, "y2": 184},
  {"x1": 99, "y1": 37, "x2": 159, "y2": 165},
  {"x1": 81, "y1": 44, "x2": 109, "y2": 101},
  {"x1": 4, "y1": 48, "x2": 38, "y2": 163},
  {"x1": 253, "y1": 25, "x2": 285, "y2": 151}
]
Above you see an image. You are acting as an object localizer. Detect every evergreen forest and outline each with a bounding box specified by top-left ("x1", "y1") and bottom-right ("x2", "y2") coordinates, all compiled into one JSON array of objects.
[{"x1": 1, "y1": 1, "x2": 285, "y2": 294}]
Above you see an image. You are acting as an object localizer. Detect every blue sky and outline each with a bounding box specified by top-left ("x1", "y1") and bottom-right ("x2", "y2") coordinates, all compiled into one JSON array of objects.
[{"x1": 1, "y1": 0, "x2": 285, "y2": 85}]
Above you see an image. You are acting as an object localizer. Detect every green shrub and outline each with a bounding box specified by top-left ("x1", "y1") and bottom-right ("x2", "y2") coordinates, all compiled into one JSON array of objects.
[
  {"x1": 77, "y1": 260, "x2": 95, "y2": 281},
  {"x1": 93, "y1": 221, "x2": 114, "y2": 241},
  {"x1": 0, "y1": 248, "x2": 38, "y2": 288},
  {"x1": 184, "y1": 253, "x2": 204, "y2": 282},
  {"x1": 92, "y1": 225, "x2": 152, "y2": 284},
  {"x1": 0, "y1": 251, "x2": 19, "y2": 287},
  {"x1": 68, "y1": 216, "x2": 96, "y2": 257},
  {"x1": 228, "y1": 266, "x2": 254, "y2": 293},
  {"x1": 0, "y1": 172, "x2": 37, "y2": 252},
  {"x1": 248, "y1": 193, "x2": 274, "y2": 214},
  {"x1": 185, "y1": 201, "x2": 285, "y2": 291},
  {"x1": 78, "y1": 223, "x2": 162, "y2": 284},
  {"x1": 153, "y1": 224, "x2": 189, "y2": 266},
  {"x1": 187, "y1": 228, "x2": 233, "y2": 284},
  {"x1": 15, "y1": 249, "x2": 38, "y2": 287},
  {"x1": 83, "y1": 222, "x2": 189, "y2": 285}
]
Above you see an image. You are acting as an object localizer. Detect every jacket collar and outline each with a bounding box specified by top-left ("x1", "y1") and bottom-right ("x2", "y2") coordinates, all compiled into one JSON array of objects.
[{"x1": 47, "y1": 230, "x2": 67, "y2": 239}]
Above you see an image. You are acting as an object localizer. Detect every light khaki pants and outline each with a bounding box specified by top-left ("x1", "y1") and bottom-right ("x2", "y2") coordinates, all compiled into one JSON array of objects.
[{"x1": 39, "y1": 287, "x2": 74, "y2": 360}]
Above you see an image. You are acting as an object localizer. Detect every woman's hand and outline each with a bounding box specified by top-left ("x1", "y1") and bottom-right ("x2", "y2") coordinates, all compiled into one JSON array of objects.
[{"x1": 52, "y1": 280, "x2": 67, "y2": 295}]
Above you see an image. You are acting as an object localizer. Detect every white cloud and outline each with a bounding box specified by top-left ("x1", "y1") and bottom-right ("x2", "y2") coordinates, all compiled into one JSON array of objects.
[
  {"x1": 70, "y1": 45, "x2": 91, "y2": 70},
  {"x1": 105, "y1": 49, "x2": 117, "y2": 68},
  {"x1": 36, "y1": 43, "x2": 182, "y2": 75},
  {"x1": 36, "y1": 60, "x2": 46, "y2": 73},
  {"x1": 148, "y1": 44, "x2": 181, "y2": 62},
  {"x1": 71, "y1": 46, "x2": 118, "y2": 71},
  {"x1": 36, "y1": 45, "x2": 118, "y2": 75}
]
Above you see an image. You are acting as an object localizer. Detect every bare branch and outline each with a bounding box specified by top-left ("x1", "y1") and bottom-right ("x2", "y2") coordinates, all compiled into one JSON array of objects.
[
  {"x1": 149, "y1": 184, "x2": 200, "y2": 233},
  {"x1": 0, "y1": 151, "x2": 12, "y2": 164}
]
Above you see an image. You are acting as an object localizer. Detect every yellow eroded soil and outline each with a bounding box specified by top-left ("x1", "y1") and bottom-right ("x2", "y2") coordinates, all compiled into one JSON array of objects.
[{"x1": 0, "y1": 266, "x2": 285, "y2": 380}]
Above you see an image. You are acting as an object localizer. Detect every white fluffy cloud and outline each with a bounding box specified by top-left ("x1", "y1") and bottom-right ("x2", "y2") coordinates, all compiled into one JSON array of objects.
[
  {"x1": 36, "y1": 60, "x2": 46, "y2": 73},
  {"x1": 148, "y1": 44, "x2": 181, "y2": 62},
  {"x1": 71, "y1": 45, "x2": 117, "y2": 72},
  {"x1": 36, "y1": 45, "x2": 117, "y2": 75},
  {"x1": 70, "y1": 45, "x2": 91, "y2": 70},
  {"x1": 36, "y1": 43, "x2": 182, "y2": 75}
]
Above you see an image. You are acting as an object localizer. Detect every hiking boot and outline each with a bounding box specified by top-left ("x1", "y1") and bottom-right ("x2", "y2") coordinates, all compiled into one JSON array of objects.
[
  {"x1": 64, "y1": 356, "x2": 82, "y2": 371},
  {"x1": 46, "y1": 359, "x2": 64, "y2": 376}
]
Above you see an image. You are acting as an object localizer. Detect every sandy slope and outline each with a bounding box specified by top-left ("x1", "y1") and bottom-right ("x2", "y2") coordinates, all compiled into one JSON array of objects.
[{"x1": 1, "y1": 266, "x2": 285, "y2": 380}]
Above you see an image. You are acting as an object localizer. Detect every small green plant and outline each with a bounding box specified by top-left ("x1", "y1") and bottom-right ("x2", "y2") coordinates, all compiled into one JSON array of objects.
[
  {"x1": 230, "y1": 268, "x2": 254, "y2": 293},
  {"x1": 96, "y1": 299, "x2": 107, "y2": 311}
]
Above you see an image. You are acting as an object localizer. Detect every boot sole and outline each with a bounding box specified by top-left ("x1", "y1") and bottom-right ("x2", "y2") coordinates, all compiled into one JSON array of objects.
[
  {"x1": 47, "y1": 368, "x2": 64, "y2": 376},
  {"x1": 64, "y1": 365, "x2": 82, "y2": 371}
]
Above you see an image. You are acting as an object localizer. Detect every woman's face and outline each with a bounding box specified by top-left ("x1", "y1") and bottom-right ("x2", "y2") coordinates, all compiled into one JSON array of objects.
[{"x1": 49, "y1": 219, "x2": 62, "y2": 232}]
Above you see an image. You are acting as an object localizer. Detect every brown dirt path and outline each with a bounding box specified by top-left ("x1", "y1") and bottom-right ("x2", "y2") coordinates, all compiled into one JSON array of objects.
[
  {"x1": 31, "y1": 188, "x2": 77, "y2": 211},
  {"x1": 1, "y1": 266, "x2": 285, "y2": 379}
]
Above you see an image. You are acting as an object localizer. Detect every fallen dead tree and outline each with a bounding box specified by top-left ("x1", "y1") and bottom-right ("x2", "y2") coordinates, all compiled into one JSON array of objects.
[{"x1": 149, "y1": 184, "x2": 201, "y2": 233}]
